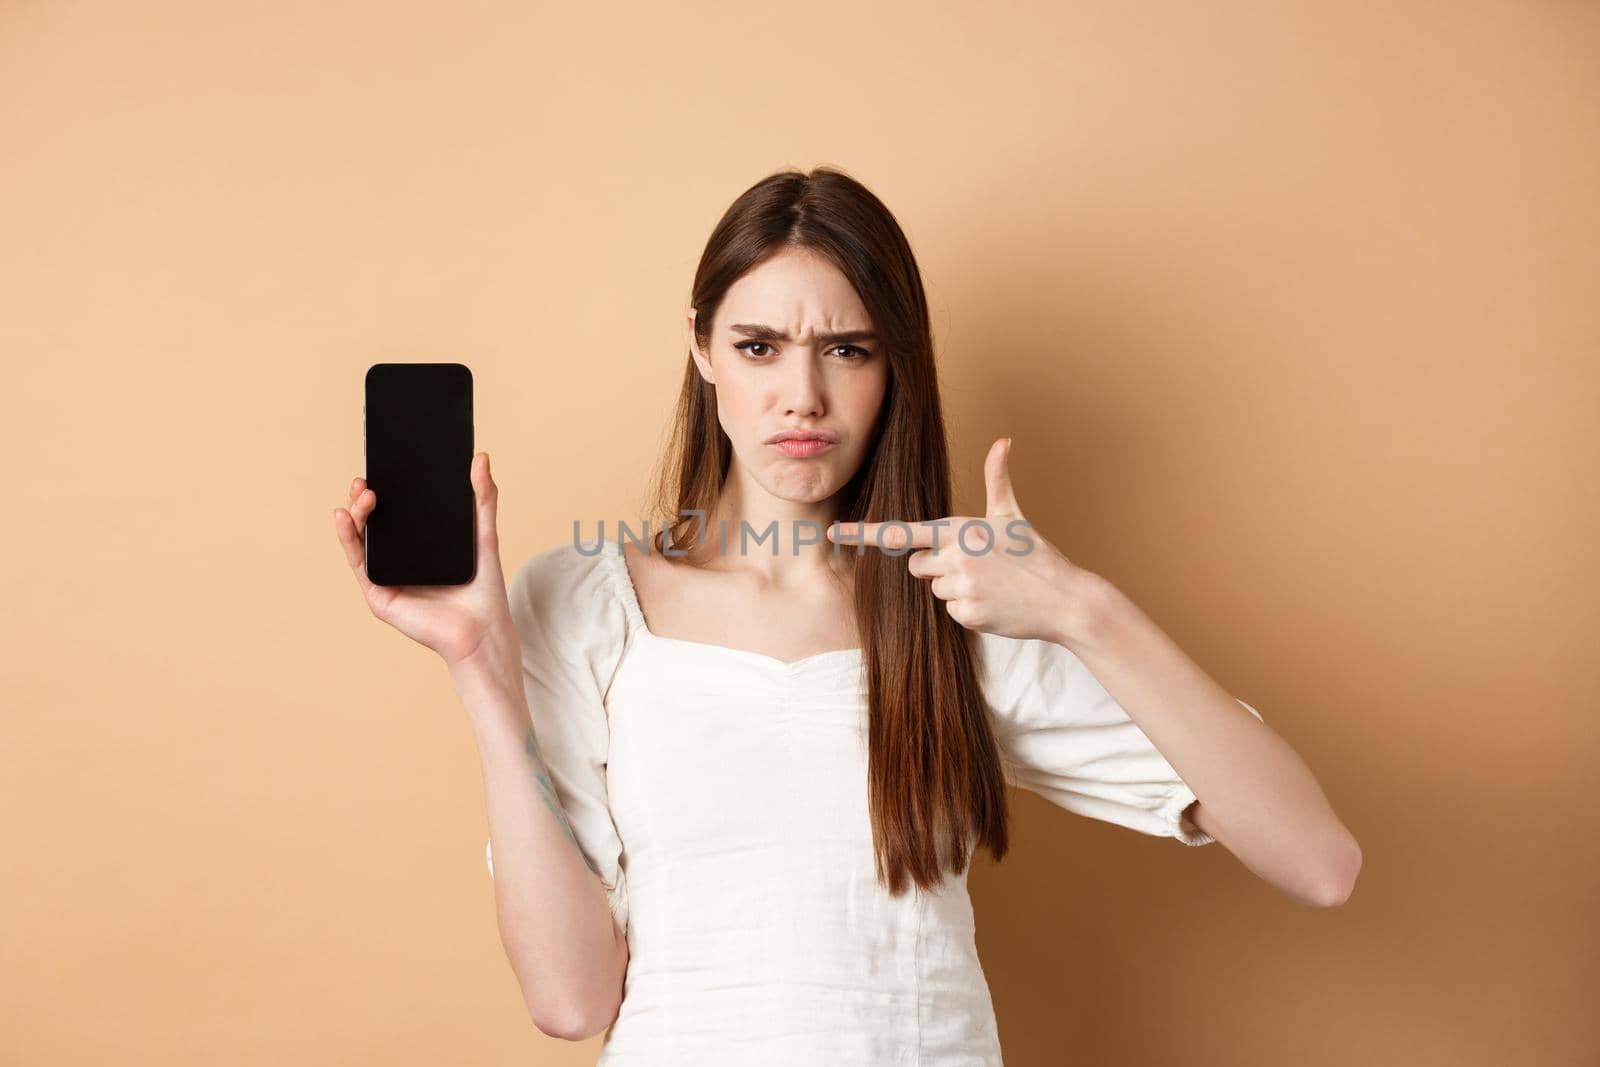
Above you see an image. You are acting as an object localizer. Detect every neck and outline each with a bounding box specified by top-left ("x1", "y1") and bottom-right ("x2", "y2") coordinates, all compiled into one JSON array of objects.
[{"x1": 670, "y1": 464, "x2": 855, "y2": 585}]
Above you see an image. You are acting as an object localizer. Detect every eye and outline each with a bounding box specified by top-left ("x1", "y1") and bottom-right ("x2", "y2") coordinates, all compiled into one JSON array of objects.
[{"x1": 733, "y1": 340, "x2": 871, "y2": 361}]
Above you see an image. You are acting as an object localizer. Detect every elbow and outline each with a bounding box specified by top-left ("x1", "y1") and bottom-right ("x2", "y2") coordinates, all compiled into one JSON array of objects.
[
  {"x1": 522, "y1": 914, "x2": 628, "y2": 1041},
  {"x1": 1302, "y1": 832, "x2": 1363, "y2": 908},
  {"x1": 526, "y1": 946, "x2": 627, "y2": 1041},
  {"x1": 529, "y1": 1010, "x2": 578, "y2": 1042},
  {"x1": 530, "y1": 997, "x2": 618, "y2": 1043},
  {"x1": 526, "y1": 998, "x2": 575, "y2": 1042}
]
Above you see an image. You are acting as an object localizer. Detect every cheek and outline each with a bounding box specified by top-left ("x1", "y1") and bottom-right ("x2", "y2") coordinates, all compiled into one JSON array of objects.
[
  {"x1": 712, "y1": 380, "x2": 768, "y2": 444},
  {"x1": 841, "y1": 370, "x2": 888, "y2": 424}
]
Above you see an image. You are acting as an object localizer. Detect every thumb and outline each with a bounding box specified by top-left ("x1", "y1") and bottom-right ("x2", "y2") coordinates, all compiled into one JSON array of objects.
[
  {"x1": 473, "y1": 451, "x2": 501, "y2": 556},
  {"x1": 984, "y1": 437, "x2": 1022, "y2": 517}
]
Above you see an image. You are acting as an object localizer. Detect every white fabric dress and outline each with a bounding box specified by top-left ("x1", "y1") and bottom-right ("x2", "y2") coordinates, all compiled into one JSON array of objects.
[{"x1": 485, "y1": 537, "x2": 1263, "y2": 1065}]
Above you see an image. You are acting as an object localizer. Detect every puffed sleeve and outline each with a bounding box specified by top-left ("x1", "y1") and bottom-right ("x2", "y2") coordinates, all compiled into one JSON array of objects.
[
  {"x1": 975, "y1": 630, "x2": 1264, "y2": 846},
  {"x1": 484, "y1": 538, "x2": 631, "y2": 935}
]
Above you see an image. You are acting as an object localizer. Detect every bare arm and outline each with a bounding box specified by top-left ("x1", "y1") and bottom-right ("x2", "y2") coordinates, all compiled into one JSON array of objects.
[
  {"x1": 453, "y1": 649, "x2": 629, "y2": 1039},
  {"x1": 1065, "y1": 574, "x2": 1363, "y2": 907}
]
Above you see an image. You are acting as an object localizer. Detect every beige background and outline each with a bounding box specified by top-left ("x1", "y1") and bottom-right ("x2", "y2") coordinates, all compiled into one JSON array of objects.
[{"x1": 4, "y1": 2, "x2": 1597, "y2": 1064}]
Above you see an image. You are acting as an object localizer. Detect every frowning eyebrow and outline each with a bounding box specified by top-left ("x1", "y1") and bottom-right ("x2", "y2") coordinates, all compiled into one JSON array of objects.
[{"x1": 729, "y1": 323, "x2": 879, "y2": 345}]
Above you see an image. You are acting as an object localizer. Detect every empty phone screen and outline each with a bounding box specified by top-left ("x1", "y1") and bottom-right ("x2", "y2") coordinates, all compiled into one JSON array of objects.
[{"x1": 363, "y1": 362, "x2": 475, "y2": 586}]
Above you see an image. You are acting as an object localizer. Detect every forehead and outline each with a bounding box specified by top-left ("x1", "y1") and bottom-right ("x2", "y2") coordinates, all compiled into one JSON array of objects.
[{"x1": 714, "y1": 247, "x2": 873, "y2": 334}]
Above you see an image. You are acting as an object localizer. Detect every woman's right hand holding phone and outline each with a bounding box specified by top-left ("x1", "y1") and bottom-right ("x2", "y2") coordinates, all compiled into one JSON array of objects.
[{"x1": 333, "y1": 451, "x2": 521, "y2": 685}]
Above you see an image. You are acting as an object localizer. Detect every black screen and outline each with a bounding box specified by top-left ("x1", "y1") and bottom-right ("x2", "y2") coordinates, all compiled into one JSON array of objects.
[{"x1": 363, "y1": 362, "x2": 475, "y2": 586}]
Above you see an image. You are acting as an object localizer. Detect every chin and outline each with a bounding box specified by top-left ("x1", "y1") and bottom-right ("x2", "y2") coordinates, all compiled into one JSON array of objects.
[{"x1": 764, "y1": 471, "x2": 839, "y2": 502}]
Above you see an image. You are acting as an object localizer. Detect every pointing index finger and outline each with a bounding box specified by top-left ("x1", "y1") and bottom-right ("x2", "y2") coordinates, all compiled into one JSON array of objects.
[{"x1": 827, "y1": 520, "x2": 941, "y2": 552}]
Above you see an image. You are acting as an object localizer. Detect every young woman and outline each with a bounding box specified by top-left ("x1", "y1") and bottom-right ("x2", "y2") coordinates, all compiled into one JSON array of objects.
[{"x1": 333, "y1": 167, "x2": 1361, "y2": 1063}]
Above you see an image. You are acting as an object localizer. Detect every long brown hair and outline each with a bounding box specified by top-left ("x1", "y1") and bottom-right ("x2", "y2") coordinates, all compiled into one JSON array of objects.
[{"x1": 645, "y1": 165, "x2": 1011, "y2": 896}]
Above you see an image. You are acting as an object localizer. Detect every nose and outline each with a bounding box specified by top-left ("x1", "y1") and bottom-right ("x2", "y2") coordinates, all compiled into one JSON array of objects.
[{"x1": 781, "y1": 351, "x2": 825, "y2": 418}]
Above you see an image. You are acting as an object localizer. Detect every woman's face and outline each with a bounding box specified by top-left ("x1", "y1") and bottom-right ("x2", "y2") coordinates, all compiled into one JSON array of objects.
[{"x1": 688, "y1": 246, "x2": 890, "y2": 506}]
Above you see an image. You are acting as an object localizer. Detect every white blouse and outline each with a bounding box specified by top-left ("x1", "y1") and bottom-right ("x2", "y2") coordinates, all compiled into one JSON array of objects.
[{"x1": 485, "y1": 536, "x2": 1263, "y2": 1064}]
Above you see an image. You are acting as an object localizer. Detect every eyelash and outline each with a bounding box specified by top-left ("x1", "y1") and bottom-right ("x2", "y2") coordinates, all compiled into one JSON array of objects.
[{"x1": 733, "y1": 341, "x2": 871, "y2": 361}]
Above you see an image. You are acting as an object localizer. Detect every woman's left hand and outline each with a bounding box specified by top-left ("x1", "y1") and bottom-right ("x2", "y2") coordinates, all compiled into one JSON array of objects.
[{"x1": 825, "y1": 437, "x2": 1105, "y2": 648}]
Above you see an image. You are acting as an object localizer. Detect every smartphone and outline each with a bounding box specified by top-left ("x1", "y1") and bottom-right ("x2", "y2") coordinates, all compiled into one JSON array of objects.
[{"x1": 363, "y1": 362, "x2": 476, "y2": 586}]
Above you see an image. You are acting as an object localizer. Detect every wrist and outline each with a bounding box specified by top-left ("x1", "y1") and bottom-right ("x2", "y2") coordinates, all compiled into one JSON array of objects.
[
  {"x1": 446, "y1": 631, "x2": 523, "y2": 703},
  {"x1": 451, "y1": 659, "x2": 530, "y2": 752},
  {"x1": 1051, "y1": 566, "x2": 1118, "y2": 653}
]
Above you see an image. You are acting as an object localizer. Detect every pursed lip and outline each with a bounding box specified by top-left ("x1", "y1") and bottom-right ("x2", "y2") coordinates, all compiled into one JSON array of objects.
[{"x1": 766, "y1": 428, "x2": 840, "y2": 443}]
